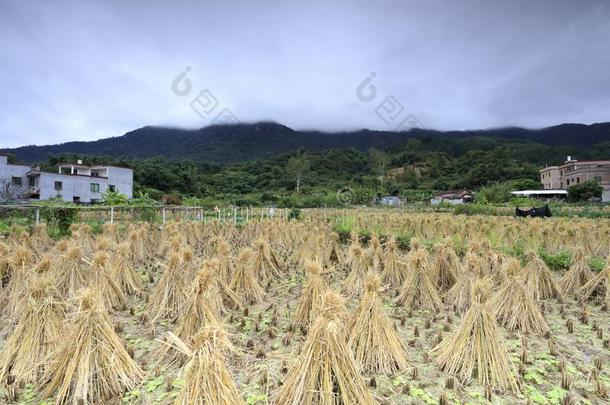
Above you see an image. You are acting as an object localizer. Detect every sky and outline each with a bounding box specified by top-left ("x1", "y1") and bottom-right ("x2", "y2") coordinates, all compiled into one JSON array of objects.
[{"x1": 1, "y1": 0, "x2": 610, "y2": 148}]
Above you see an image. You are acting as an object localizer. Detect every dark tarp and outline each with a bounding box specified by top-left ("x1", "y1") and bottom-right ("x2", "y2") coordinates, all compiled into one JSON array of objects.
[{"x1": 515, "y1": 204, "x2": 552, "y2": 217}]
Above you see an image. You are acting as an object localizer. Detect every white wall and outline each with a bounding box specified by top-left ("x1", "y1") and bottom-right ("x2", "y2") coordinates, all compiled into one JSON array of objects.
[
  {"x1": 0, "y1": 156, "x2": 30, "y2": 199},
  {"x1": 106, "y1": 166, "x2": 134, "y2": 198},
  {"x1": 39, "y1": 173, "x2": 108, "y2": 203}
]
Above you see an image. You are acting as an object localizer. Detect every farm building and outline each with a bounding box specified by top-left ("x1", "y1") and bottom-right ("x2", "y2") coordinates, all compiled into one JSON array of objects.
[
  {"x1": 540, "y1": 156, "x2": 610, "y2": 202},
  {"x1": 374, "y1": 195, "x2": 404, "y2": 206},
  {"x1": 0, "y1": 153, "x2": 133, "y2": 203},
  {"x1": 430, "y1": 190, "x2": 474, "y2": 205}
]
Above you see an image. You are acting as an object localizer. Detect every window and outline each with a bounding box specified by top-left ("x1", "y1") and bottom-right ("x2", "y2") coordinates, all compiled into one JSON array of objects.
[
  {"x1": 28, "y1": 177, "x2": 36, "y2": 187},
  {"x1": 90, "y1": 183, "x2": 100, "y2": 193},
  {"x1": 11, "y1": 176, "x2": 22, "y2": 186},
  {"x1": 54, "y1": 181, "x2": 63, "y2": 191},
  {"x1": 594, "y1": 176, "x2": 602, "y2": 183},
  {"x1": 576, "y1": 177, "x2": 580, "y2": 184},
  {"x1": 108, "y1": 185, "x2": 116, "y2": 192}
]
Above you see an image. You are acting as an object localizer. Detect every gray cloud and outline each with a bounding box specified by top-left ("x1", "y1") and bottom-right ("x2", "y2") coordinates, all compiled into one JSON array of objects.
[{"x1": 1, "y1": 0, "x2": 609, "y2": 147}]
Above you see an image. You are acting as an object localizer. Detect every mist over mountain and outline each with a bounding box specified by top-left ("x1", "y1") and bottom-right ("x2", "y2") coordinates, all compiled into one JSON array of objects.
[{"x1": 5, "y1": 121, "x2": 610, "y2": 165}]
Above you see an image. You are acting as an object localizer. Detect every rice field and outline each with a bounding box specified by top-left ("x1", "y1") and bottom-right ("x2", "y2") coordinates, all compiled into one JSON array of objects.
[{"x1": 0, "y1": 211, "x2": 609, "y2": 404}]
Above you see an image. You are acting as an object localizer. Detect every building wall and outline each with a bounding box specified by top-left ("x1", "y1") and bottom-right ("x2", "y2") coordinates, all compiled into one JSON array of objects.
[
  {"x1": 0, "y1": 155, "x2": 30, "y2": 199},
  {"x1": 540, "y1": 166, "x2": 560, "y2": 189},
  {"x1": 106, "y1": 166, "x2": 134, "y2": 198},
  {"x1": 38, "y1": 173, "x2": 109, "y2": 203},
  {"x1": 540, "y1": 160, "x2": 610, "y2": 202},
  {"x1": 562, "y1": 164, "x2": 610, "y2": 188}
]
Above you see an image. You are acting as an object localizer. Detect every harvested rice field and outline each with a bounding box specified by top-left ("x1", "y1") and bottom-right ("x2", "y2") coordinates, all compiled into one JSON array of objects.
[{"x1": 0, "y1": 211, "x2": 609, "y2": 404}]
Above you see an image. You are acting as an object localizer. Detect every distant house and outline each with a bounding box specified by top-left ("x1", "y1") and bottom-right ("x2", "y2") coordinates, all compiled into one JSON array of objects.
[
  {"x1": 374, "y1": 195, "x2": 404, "y2": 206},
  {"x1": 430, "y1": 190, "x2": 473, "y2": 205},
  {"x1": 0, "y1": 153, "x2": 133, "y2": 203},
  {"x1": 540, "y1": 156, "x2": 610, "y2": 202}
]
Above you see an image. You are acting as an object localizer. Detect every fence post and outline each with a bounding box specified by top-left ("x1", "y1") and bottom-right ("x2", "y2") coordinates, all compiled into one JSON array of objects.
[
  {"x1": 162, "y1": 207, "x2": 166, "y2": 225},
  {"x1": 233, "y1": 207, "x2": 237, "y2": 224},
  {"x1": 35, "y1": 208, "x2": 40, "y2": 225},
  {"x1": 110, "y1": 207, "x2": 114, "y2": 224}
]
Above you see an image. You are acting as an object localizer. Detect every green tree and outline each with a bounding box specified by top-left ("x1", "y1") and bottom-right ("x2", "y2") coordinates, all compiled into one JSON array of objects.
[
  {"x1": 286, "y1": 156, "x2": 310, "y2": 193},
  {"x1": 568, "y1": 180, "x2": 603, "y2": 202},
  {"x1": 369, "y1": 148, "x2": 389, "y2": 183}
]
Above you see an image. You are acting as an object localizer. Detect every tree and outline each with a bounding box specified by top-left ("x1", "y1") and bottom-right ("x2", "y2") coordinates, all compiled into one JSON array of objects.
[
  {"x1": 512, "y1": 178, "x2": 543, "y2": 191},
  {"x1": 369, "y1": 149, "x2": 389, "y2": 183},
  {"x1": 568, "y1": 180, "x2": 603, "y2": 202},
  {"x1": 286, "y1": 156, "x2": 310, "y2": 194},
  {"x1": 0, "y1": 178, "x2": 21, "y2": 201}
]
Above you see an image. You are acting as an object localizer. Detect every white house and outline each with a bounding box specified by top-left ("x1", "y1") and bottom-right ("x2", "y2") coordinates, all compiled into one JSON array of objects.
[{"x1": 0, "y1": 153, "x2": 133, "y2": 203}]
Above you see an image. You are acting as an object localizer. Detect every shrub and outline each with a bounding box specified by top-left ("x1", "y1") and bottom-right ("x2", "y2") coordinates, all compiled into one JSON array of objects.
[
  {"x1": 567, "y1": 180, "x2": 603, "y2": 202},
  {"x1": 288, "y1": 208, "x2": 301, "y2": 220}
]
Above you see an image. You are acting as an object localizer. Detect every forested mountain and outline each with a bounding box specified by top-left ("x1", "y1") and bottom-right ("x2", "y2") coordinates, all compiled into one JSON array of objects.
[{"x1": 6, "y1": 121, "x2": 610, "y2": 165}]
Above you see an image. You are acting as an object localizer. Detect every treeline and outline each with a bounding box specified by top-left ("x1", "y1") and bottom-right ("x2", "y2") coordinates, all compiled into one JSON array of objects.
[{"x1": 36, "y1": 135, "x2": 609, "y2": 206}]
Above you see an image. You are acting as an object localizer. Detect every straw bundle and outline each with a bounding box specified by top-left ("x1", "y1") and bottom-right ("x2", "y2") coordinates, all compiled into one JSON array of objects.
[
  {"x1": 396, "y1": 249, "x2": 443, "y2": 312},
  {"x1": 31, "y1": 223, "x2": 53, "y2": 250},
  {"x1": 72, "y1": 224, "x2": 95, "y2": 254},
  {"x1": 34, "y1": 254, "x2": 53, "y2": 275},
  {"x1": 578, "y1": 262, "x2": 610, "y2": 305},
  {"x1": 348, "y1": 273, "x2": 409, "y2": 374},
  {"x1": 523, "y1": 250, "x2": 564, "y2": 302},
  {"x1": 430, "y1": 280, "x2": 520, "y2": 393},
  {"x1": 430, "y1": 241, "x2": 459, "y2": 292},
  {"x1": 204, "y1": 258, "x2": 243, "y2": 312},
  {"x1": 128, "y1": 230, "x2": 147, "y2": 264},
  {"x1": 252, "y1": 238, "x2": 283, "y2": 284},
  {"x1": 89, "y1": 251, "x2": 126, "y2": 310},
  {"x1": 380, "y1": 237, "x2": 408, "y2": 287},
  {"x1": 215, "y1": 239, "x2": 233, "y2": 281},
  {"x1": 4, "y1": 246, "x2": 34, "y2": 317},
  {"x1": 0, "y1": 242, "x2": 9, "y2": 287},
  {"x1": 146, "y1": 252, "x2": 188, "y2": 323},
  {"x1": 230, "y1": 248, "x2": 266, "y2": 304},
  {"x1": 560, "y1": 249, "x2": 594, "y2": 295},
  {"x1": 102, "y1": 222, "x2": 120, "y2": 243},
  {"x1": 37, "y1": 289, "x2": 143, "y2": 403},
  {"x1": 111, "y1": 242, "x2": 144, "y2": 296},
  {"x1": 490, "y1": 258, "x2": 549, "y2": 334},
  {"x1": 326, "y1": 232, "x2": 343, "y2": 264},
  {"x1": 167, "y1": 325, "x2": 243, "y2": 405},
  {"x1": 0, "y1": 275, "x2": 65, "y2": 384},
  {"x1": 54, "y1": 244, "x2": 89, "y2": 298},
  {"x1": 343, "y1": 245, "x2": 370, "y2": 297},
  {"x1": 158, "y1": 263, "x2": 223, "y2": 366},
  {"x1": 368, "y1": 234, "x2": 384, "y2": 272},
  {"x1": 292, "y1": 260, "x2": 328, "y2": 327},
  {"x1": 274, "y1": 291, "x2": 377, "y2": 405},
  {"x1": 445, "y1": 252, "x2": 488, "y2": 313},
  {"x1": 96, "y1": 236, "x2": 115, "y2": 253}
]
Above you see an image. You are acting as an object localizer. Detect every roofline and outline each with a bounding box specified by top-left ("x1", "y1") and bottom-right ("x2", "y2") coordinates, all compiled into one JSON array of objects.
[{"x1": 511, "y1": 190, "x2": 568, "y2": 195}]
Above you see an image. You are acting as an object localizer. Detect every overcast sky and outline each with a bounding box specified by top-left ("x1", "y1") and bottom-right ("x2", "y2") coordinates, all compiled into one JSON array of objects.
[{"x1": 1, "y1": 0, "x2": 609, "y2": 148}]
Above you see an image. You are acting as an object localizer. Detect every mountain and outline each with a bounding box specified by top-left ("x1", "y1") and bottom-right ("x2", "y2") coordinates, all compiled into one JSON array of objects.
[{"x1": 5, "y1": 121, "x2": 610, "y2": 165}]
